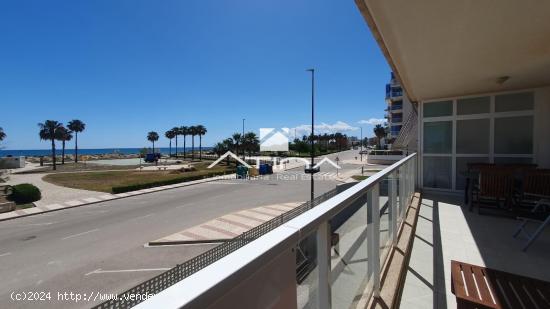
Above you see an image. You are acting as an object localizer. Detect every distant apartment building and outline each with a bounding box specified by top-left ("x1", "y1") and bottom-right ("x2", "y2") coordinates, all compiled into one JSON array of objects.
[{"x1": 385, "y1": 72, "x2": 417, "y2": 151}]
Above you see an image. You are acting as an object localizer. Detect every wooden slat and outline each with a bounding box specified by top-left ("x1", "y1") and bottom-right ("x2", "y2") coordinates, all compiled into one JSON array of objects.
[
  {"x1": 472, "y1": 267, "x2": 496, "y2": 306},
  {"x1": 461, "y1": 264, "x2": 481, "y2": 301},
  {"x1": 518, "y1": 277, "x2": 547, "y2": 309},
  {"x1": 451, "y1": 260, "x2": 468, "y2": 298},
  {"x1": 487, "y1": 268, "x2": 523, "y2": 309}
]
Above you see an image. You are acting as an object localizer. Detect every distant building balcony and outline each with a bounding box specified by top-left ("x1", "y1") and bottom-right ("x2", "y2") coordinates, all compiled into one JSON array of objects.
[{"x1": 385, "y1": 84, "x2": 403, "y2": 99}]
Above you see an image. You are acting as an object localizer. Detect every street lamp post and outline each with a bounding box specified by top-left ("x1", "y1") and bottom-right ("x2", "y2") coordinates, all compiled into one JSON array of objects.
[
  {"x1": 305, "y1": 68, "x2": 317, "y2": 204},
  {"x1": 242, "y1": 118, "x2": 245, "y2": 160},
  {"x1": 360, "y1": 127, "x2": 363, "y2": 161}
]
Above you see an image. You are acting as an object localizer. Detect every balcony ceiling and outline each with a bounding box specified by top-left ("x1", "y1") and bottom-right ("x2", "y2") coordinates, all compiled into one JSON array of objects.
[{"x1": 357, "y1": 0, "x2": 550, "y2": 101}]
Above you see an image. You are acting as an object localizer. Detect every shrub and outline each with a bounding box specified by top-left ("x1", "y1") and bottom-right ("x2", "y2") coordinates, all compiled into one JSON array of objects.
[
  {"x1": 9, "y1": 183, "x2": 41, "y2": 204},
  {"x1": 111, "y1": 169, "x2": 234, "y2": 194}
]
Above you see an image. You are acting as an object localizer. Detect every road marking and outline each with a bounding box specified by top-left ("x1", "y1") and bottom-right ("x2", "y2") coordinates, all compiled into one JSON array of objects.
[
  {"x1": 62, "y1": 229, "x2": 99, "y2": 240},
  {"x1": 85, "y1": 267, "x2": 170, "y2": 276},
  {"x1": 0, "y1": 252, "x2": 12, "y2": 258},
  {"x1": 25, "y1": 222, "x2": 57, "y2": 227}
]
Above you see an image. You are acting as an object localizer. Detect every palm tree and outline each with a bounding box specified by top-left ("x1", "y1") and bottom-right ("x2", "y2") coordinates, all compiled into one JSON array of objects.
[
  {"x1": 373, "y1": 124, "x2": 386, "y2": 149},
  {"x1": 172, "y1": 127, "x2": 180, "y2": 157},
  {"x1": 38, "y1": 120, "x2": 63, "y2": 170},
  {"x1": 189, "y1": 126, "x2": 198, "y2": 160},
  {"x1": 180, "y1": 126, "x2": 189, "y2": 159},
  {"x1": 67, "y1": 120, "x2": 86, "y2": 163},
  {"x1": 0, "y1": 127, "x2": 6, "y2": 142},
  {"x1": 165, "y1": 129, "x2": 176, "y2": 157},
  {"x1": 243, "y1": 132, "x2": 259, "y2": 157},
  {"x1": 147, "y1": 131, "x2": 159, "y2": 154},
  {"x1": 55, "y1": 126, "x2": 73, "y2": 165},
  {"x1": 196, "y1": 125, "x2": 207, "y2": 160},
  {"x1": 231, "y1": 133, "x2": 242, "y2": 157}
]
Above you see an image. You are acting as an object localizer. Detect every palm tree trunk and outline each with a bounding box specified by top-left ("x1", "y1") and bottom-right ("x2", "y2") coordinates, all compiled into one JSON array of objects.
[
  {"x1": 191, "y1": 135, "x2": 195, "y2": 160},
  {"x1": 183, "y1": 135, "x2": 186, "y2": 159},
  {"x1": 51, "y1": 138, "x2": 56, "y2": 170},
  {"x1": 62, "y1": 140, "x2": 66, "y2": 164},
  {"x1": 152, "y1": 141, "x2": 155, "y2": 154},
  {"x1": 169, "y1": 139, "x2": 172, "y2": 157},
  {"x1": 74, "y1": 132, "x2": 78, "y2": 163},
  {"x1": 199, "y1": 135, "x2": 202, "y2": 161},
  {"x1": 175, "y1": 135, "x2": 178, "y2": 157}
]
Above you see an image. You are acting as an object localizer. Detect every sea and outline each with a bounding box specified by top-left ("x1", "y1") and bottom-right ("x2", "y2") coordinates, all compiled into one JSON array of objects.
[{"x1": 0, "y1": 147, "x2": 213, "y2": 157}]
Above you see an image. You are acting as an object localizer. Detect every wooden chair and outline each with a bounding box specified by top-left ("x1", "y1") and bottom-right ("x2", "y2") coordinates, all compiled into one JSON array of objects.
[
  {"x1": 471, "y1": 167, "x2": 514, "y2": 213},
  {"x1": 464, "y1": 163, "x2": 494, "y2": 206},
  {"x1": 451, "y1": 260, "x2": 550, "y2": 308},
  {"x1": 513, "y1": 169, "x2": 550, "y2": 251}
]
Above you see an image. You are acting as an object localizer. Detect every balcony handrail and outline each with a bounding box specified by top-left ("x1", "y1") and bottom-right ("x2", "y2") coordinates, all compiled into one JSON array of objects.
[{"x1": 136, "y1": 153, "x2": 417, "y2": 309}]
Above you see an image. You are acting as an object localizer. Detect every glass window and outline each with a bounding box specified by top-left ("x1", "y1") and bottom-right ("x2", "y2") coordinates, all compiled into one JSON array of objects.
[
  {"x1": 455, "y1": 157, "x2": 489, "y2": 190},
  {"x1": 423, "y1": 100, "x2": 453, "y2": 117},
  {"x1": 423, "y1": 156, "x2": 452, "y2": 189},
  {"x1": 456, "y1": 119, "x2": 489, "y2": 154},
  {"x1": 423, "y1": 121, "x2": 452, "y2": 153},
  {"x1": 495, "y1": 92, "x2": 534, "y2": 112},
  {"x1": 457, "y1": 97, "x2": 490, "y2": 115},
  {"x1": 494, "y1": 116, "x2": 533, "y2": 154}
]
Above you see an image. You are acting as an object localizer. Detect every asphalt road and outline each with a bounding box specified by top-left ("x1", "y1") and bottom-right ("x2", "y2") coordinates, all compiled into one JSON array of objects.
[{"x1": 0, "y1": 150, "x2": 365, "y2": 308}]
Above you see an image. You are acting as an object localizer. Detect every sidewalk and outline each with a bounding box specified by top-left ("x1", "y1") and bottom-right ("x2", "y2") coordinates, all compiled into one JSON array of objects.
[
  {"x1": 0, "y1": 174, "x2": 235, "y2": 222},
  {"x1": 149, "y1": 202, "x2": 302, "y2": 245}
]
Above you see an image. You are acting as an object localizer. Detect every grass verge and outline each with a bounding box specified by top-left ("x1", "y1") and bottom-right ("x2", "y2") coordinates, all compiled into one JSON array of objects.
[{"x1": 43, "y1": 163, "x2": 234, "y2": 193}]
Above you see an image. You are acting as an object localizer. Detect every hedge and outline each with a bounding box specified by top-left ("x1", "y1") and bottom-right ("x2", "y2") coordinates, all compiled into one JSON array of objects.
[
  {"x1": 9, "y1": 183, "x2": 42, "y2": 204},
  {"x1": 111, "y1": 170, "x2": 234, "y2": 194}
]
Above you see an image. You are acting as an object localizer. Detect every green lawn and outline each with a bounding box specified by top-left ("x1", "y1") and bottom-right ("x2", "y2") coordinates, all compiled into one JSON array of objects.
[
  {"x1": 351, "y1": 175, "x2": 369, "y2": 181},
  {"x1": 43, "y1": 163, "x2": 232, "y2": 193}
]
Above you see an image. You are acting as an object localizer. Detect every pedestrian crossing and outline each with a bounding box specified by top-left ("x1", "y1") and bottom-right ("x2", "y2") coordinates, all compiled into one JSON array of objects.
[{"x1": 274, "y1": 171, "x2": 338, "y2": 179}]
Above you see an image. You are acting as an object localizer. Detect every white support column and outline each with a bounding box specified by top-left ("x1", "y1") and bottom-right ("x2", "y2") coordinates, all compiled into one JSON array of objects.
[
  {"x1": 317, "y1": 221, "x2": 331, "y2": 309},
  {"x1": 389, "y1": 172, "x2": 398, "y2": 244},
  {"x1": 367, "y1": 184, "x2": 381, "y2": 297}
]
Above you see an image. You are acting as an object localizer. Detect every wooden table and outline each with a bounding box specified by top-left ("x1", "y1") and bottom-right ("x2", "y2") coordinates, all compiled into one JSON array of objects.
[{"x1": 451, "y1": 260, "x2": 550, "y2": 308}]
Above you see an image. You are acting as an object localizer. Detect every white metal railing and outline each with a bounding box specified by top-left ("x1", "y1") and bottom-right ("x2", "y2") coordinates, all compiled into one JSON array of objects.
[{"x1": 136, "y1": 153, "x2": 417, "y2": 309}]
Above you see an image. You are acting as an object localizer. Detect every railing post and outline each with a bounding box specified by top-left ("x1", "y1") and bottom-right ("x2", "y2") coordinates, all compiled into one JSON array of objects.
[
  {"x1": 317, "y1": 221, "x2": 331, "y2": 309},
  {"x1": 399, "y1": 165, "x2": 406, "y2": 219},
  {"x1": 367, "y1": 184, "x2": 381, "y2": 297},
  {"x1": 389, "y1": 172, "x2": 398, "y2": 244}
]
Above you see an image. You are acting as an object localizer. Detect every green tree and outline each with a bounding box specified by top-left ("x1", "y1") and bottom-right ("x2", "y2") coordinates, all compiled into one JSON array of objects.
[
  {"x1": 0, "y1": 127, "x2": 6, "y2": 142},
  {"x1": 373, "y1": 124, "x2": 386, "y2": 148},
  {"x1": 189, "y1": 126, "x2": 198, "y2": 160},
  {"x1": 180, "y1": 126, "x2": 189, "y2": 159},
  {"x1": 38, "y1": 120, "x2": 63, "y2": 170},
  {"x1": 55, "y1": 126, "x2": 73, "y2": 165},
  {"x1": 196, "y1": 125, "x2": 207, "y2": 161},
  {"x1": 172, "y1": 127, "x2": 180, "y2": 157},
  {"x1": 243, "y1": 132, "x2": 259, "y2": 157},
  {"x1": 165, "y1": 129, "x2": 176, "y2": 157},
  {"x1": 67, "y1": 120, "x2": 86, "y2": 163},
  {"x1": 231, "y1": 133, "x2": 242, "y2": 158},
  {"x1": 147, "y1": 131, "x2": 159, "y2": 154}
]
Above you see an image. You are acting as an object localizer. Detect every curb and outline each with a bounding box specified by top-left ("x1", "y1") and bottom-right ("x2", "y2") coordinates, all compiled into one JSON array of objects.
[{"x1": 0, "y1": 174, "x2": 236, "y2": 223}]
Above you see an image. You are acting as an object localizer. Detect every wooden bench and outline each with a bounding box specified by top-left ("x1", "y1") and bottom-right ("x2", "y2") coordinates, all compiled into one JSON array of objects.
[{"x1": 451, "y1": 260, "x2": 550, "y2": 308}]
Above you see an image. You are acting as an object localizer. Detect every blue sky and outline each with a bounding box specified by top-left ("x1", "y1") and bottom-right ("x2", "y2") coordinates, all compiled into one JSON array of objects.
[{"x1": 0, "y1": 0, "x2": 390, "y2": 150}]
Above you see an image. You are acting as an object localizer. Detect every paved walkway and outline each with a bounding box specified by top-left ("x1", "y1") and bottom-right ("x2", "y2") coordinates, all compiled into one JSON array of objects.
[
  {"x1": 5, "y1": 172, "x2": 104, "y2": 207},
  {"x1": 149, "y1": 202, "x2": 302, "y2": 245}
]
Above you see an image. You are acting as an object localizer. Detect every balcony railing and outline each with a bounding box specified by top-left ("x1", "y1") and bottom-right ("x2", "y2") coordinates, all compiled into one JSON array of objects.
[{"x1": 135, "y1": 154, "x2": 418, "y2": 309}]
